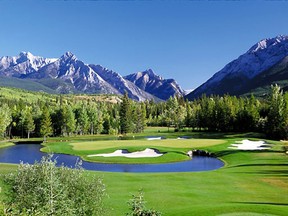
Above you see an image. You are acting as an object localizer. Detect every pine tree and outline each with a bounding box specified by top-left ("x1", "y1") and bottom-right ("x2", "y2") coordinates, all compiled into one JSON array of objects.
[
  {"x1": 40, "y1": 108, "x2": 53, "y2": 142},
  {"x1": 64, "y1": 105, "x2": 76, "y2": 136},
  {"x1": 133, "y1": 103, "x2": 146, "y2": 133},
  {"x1": 119, "y1": 92, "x2": 132, "y2": 134}
]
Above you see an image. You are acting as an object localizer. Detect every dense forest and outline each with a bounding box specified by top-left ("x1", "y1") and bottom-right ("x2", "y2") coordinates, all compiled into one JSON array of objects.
[{"x1": 0, "y1": 84, "x2": 287, "y2": 140}]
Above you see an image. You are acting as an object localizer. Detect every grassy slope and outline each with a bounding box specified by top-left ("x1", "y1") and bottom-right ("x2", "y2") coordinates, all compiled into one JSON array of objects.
[
  {"x1": 0, "y1": 86, "x2": 57, "y2": 103},
  {"x1": 0, "y1": 130, "x2": 287, "y2": 215},
  {"x1": 0, "y1": 76, "x2": 57, "y2": 94},
  {"x1": 0, "y1": 86, "x2": 121, "y2": 105}
]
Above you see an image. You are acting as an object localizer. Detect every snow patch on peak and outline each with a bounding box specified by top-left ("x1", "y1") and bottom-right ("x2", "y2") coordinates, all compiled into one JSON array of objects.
[
  {"x1": 18, "y1": 51, "x2": 57, "y2": 64},
  {"x1": 64, "y1": 51, "x2": 74, "y2": 57},
  {"x1": 19, "y1": 51, "x2": 34, "y2": 58},
  {"x1": 142, "y1": 69, "x2": 164, "y2": 81},
  {"x1": 184, "y1": 89, "x2": 194, "y2": 95},
  {"x1": 188, "y1": 35, "x2": 288, "y2": 100},
  {"x1": 61, "y1": 52, "x2": 77, "y2": 62},
  {"x1": 248, "y1": 35, "x2": 288, "y2": 53}
]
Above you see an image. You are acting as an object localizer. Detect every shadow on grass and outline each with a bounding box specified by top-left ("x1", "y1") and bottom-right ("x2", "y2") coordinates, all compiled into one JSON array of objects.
[
  {"x1": 231, "y1": 201, "x2": 288, "y2": 206},
  {"x1": 229, "y1": 163, "x2": 288, "y2": 168},
  {"x1": 253, "y1": 170, "x2": 288, "y2": 176},
  {"x1": 213, "y1": 150, "x2": 242, "y2": 157},
  {"x1": 232, "y1": 169, "x2": 288, "y2": 176}
]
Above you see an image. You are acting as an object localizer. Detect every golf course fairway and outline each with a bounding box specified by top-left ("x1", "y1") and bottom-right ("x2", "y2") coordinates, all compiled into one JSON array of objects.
[{"x1": 0, "y1": 131, "x2": 287, "y2": 215}]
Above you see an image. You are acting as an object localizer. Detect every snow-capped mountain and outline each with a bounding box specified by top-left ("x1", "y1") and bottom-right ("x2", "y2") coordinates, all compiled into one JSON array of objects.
[
  {"x1": 0, "y1": 52, "x2": 56, "y2": 77},
  {"x1": 186, "y1": 35, "x2": 288, "y2": 100},
  {"x1": 0, "y1": 52, "x2": 180, "y2": 101},
  {"x1": 26, "y1": 52, "x2": 119, "y2": 94},
  {"x1": 124, "y1": 69, "x2": 184, "y2": 100},
  {"x1": 89, "y1": 65, "x2": 155, "y2": 101}
]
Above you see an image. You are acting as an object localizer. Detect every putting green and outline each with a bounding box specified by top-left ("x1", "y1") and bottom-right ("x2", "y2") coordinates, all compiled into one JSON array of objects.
[{"x1": 71, "y1": 139, "x2": 226, "y2": 151}]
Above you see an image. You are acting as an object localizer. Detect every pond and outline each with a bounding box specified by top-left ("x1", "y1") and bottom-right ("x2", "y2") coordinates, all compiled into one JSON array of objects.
[{"x1": 0, "y1": 144, "x2": 224, "y2": 173}]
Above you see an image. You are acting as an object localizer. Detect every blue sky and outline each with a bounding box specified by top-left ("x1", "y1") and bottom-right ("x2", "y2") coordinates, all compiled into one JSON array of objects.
[{"x1": 0, "y1": 1, "x2": 288, "y2": 90}]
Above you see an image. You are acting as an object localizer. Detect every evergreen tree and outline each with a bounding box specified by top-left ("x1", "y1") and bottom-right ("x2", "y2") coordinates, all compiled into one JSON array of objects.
[
  {"x1": 102, "y1": 114, "x2": 111, "y2": 134},
  {"x1": 40, "y1": 108, "x2": 53, "y2": 142},
  {"x1": 185, "y1": 102, "x2": 193, "y2": 129},
  {"x1": 133, "y1": 103, "x2": 146, "y2": 133},
  {"x1": 119, "y1": 92, "x2": 132, "y2": 134},
  {"x1": 64, "y1": 105, "x2": 76, "y2": 136}
]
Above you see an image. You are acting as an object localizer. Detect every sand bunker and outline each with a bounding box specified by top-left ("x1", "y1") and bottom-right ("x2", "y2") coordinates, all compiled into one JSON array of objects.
[
  {"x1": 147, "y1": 137, "x2": 163, "y2": 140},
  {"x1": 228, "y1": 139, "x2": 271, "y2": 150},
  {"x1": 87, "y1": 148, "x2": 163, "y2": 158}
]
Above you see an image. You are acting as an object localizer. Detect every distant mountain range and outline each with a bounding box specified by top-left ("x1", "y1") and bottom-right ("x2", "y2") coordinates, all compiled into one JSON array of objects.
[
  {"x1": 124, "y1": 69, "x2": 183, "y2": 100},
  {"x1": 186, "y1": 35, "x2": 288, "y2": 100},
  {"x1": 0, "y1": 52, "x2": 184, "y2": 101}
]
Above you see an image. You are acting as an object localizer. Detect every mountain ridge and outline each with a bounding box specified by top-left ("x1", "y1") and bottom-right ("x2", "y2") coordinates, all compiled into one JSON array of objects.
[
  {"x1": 0, "y1": 52, "x2": 184, "y2": 101},
  {"x1": 186, "y1": 35, "x2": 288, "y2": 100},
  {"x1": 124, "y1": 69, "x2": 184, "y2": 100}
]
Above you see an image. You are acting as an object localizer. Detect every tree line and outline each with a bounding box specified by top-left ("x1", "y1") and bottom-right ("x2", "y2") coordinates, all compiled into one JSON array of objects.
[{"x1": 0, "y1": 85, "x2": 287, "y2": 140}]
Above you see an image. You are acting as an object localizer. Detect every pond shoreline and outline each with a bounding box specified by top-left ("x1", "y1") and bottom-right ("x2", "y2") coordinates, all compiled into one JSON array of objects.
[{"x1": 0, "y1": 144, "x2": 224, "y2": 173}]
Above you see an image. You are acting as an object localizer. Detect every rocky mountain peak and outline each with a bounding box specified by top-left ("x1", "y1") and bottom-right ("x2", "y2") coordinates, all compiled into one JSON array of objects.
[
  {"x1": 17, "y1": 51, "x2": 36, "y2": 64},
  {"x1": 124, "y1": 69, "x2": 184, "y2": 100},
  {"x1": 19, "y1": 51, "x2": 33, "y2": 58},
  {"x1": 186, "y1": 35, "x2": 288, "y2": 100},
  {"x1": 248, "y1": 35, "x2": 288, "y2": 54},
  {"x1": 143, "y1": 68, "x2": 155, "y2": 76},
  {"x1": 0, "y1": 51, "x2": 183, "y2": 101},
  {"x1": 60, "y1": 51, "x2": 77, "y2": 63}
]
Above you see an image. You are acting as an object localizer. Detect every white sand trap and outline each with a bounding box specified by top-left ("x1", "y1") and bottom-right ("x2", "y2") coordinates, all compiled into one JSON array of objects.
[
  {"x1": 177, "y1": 137, "x2": 189, "y2": 140},
  {"x1": 228, "y1": 139, "x2": 271, "y2": 150},
  {"x1": 147, "y1": 137, "x2": 162, "y2": 140},
  {"x1": 87, "y1": 148, "x2": 163, "y2": 158}
]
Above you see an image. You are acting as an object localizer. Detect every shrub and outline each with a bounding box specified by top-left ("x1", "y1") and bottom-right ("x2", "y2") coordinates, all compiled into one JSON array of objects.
[
  {"x1": 127, "y1": 190, "x2": 161, "y2": 216},
  {"x1": 3, "y1": 155, "x2": 105, "y2": 216}
]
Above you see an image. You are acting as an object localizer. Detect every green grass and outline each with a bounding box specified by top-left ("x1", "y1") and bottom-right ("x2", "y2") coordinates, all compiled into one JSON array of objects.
[
  {"x1": 0, "y1": 141, "x2": 14, "y2": 149},
  {"x1": 41, "y1": 138, "x2": 225, "y2": 164},
  {"x1": 0, "y1": 76, "x2": 58, "y2": 94},
  {"x1": 0, "y1": 129, "x2": 288, "y2": 215},
  {"x1": 100, "y1": 139, "x2": 288, "y2": 215}
]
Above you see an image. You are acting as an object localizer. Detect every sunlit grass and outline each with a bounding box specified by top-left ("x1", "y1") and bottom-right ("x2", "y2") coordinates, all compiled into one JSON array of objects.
[
  {"x1": 1, "y1": 129, "x2": 288, "y2": 215},
  {"x1": 41, "y1": 138, "x2": 226, "y2": 164},
  {"x1": 71, "y1": 139, "x2": 225, "y2": 151}
]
